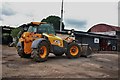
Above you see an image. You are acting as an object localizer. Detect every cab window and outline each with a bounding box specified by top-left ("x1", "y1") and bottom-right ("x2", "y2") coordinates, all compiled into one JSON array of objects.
[
  {"x1": 27, "y1": 26, "x2": 37, "y2": 32},
  {"x1": 38, "y1": 24, "x2": 48, "y2": 34},
  {"x1": 37, "y1": 24, "x2": 55, "y2": 35}
]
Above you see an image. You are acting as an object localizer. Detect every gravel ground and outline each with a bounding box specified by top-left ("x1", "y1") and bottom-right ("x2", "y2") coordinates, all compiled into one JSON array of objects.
[{"x1": 1, "y1": 45, "x2": 119, "y2": 79}]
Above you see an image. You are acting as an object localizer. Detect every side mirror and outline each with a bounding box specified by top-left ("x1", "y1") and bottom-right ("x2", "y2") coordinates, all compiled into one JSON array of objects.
[
  {"x1": 23, "y1": 27, "x2": 28, "y2": 31},
  {"x1": 67, "y1": 31, "x2": 71, "y2": 35}
]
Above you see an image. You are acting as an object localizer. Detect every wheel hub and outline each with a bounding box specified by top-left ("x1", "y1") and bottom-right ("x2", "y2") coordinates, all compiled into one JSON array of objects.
[
  {"x1": 39, "y1": 46, "x2": 47, "y2": 58},
  {"x1": 40, "y1": 49, "x2": 44, "y2": 54},
  {"x1": 72, "y1": 49, "x2": 76, "y2": 52}
]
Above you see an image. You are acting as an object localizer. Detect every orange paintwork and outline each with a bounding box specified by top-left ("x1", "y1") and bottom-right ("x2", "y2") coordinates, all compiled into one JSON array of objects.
[
  {"x1": 24, "y1": 41, "x2": 32, "y2": 54},
  {"x1": 65, "y1": 37, "x2": 74, "y2": 43},
  {"x1": 48, "y1": 34, "x2": 54, "y2": 36},
  {"x1": 31, "y1": 22, "x2": 47, "y2": 25},
  {"x1": 19, "y1": 32, "x2": 42, "y2": 54}
]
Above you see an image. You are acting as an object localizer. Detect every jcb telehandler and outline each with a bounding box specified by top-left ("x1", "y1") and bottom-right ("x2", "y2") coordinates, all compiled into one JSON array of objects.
[{"x1": 16, "y1": 22, "x2": 81, "y2": 62}]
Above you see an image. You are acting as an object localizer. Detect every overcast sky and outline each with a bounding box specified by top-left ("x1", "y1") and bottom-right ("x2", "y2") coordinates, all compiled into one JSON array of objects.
[{"x1": 0, "y1": 0, "x2": 119, "y2": 31}]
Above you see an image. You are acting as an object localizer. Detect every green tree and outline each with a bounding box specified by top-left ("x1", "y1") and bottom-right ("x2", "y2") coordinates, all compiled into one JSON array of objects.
[
  {"x1": 11, "y1": 27, "x2": 22, "y2": 38},
  {"x1": 41, "y1": 15, "x2": 64, "y2": 31},
  {"x1": 11, "y1": 27, "x2": 23, "y2": 46}
]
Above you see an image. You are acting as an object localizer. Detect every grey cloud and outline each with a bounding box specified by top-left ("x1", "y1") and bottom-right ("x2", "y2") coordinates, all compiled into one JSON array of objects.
[
  {"x1": 2, "y1": 3, "x2": 16, "y2": 16},
  {"x1": 0, "y1": 16, "x2": 3, "y2": 21},
  {"x1": 0, "y1": 9, "x2": 2, "y2": 21},
  {"x1": 118, "y1": 1, "x2": 120, "y2": 7},
  {"x1": 65, "y1": 19, "x2": 87, "y2": 28}
]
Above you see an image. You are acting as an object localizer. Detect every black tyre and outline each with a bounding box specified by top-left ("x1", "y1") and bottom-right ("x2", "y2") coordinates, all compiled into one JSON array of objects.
[
  {"x1": 17, "y1": 47, "x2": 31, "y2": 58},
  {"x1": 65, "y1": 42, "x2": 80, "y2": 58},
  {"x1": 31, "y1": 41, "x2": 49, "y2": 62}
]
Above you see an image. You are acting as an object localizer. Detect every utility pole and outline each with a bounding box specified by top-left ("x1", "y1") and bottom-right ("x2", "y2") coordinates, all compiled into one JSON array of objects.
[
  {"x1": 32, "y1": 17, "x2": 34, "y2": 22},
  {"x1": 60, "y1": 0, "x2": 63, "y2": 32}
]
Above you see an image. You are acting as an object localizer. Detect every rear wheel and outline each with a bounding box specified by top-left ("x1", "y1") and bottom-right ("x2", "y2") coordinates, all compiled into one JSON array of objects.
[
  {"x1": 65, "y1": 42, "x2": 80, "y2": 58},
  {"x1": 17, "y1": 47, "x2": 31, "y2": 58},
  {"x1": 31, "y1": 41, "x2": 49, "y2": 62}
]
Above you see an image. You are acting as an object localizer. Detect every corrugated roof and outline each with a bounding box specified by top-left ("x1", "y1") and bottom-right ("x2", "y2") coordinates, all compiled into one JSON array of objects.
[{"x1": 88, "y1": 24, "x2": 120, "y2": 32}]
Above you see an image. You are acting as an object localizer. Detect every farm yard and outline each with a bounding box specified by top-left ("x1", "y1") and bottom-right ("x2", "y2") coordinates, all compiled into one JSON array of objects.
[
  {"x1": 1, "y1": 45, "x2": 118, "y2": 79},
  {"x1": 1, "y1": 1, "x2": 120, "y2": 80}
]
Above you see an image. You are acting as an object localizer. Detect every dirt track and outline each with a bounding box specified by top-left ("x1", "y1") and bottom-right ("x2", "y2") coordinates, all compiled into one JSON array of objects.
[{"x1": 2, "y1": 45, "x2": 119, "y2": 78}]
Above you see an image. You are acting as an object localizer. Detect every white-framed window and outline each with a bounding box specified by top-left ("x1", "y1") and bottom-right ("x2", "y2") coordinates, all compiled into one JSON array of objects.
[{"x1": 94, "y1": 38, "x2": 99, "y2": 43}]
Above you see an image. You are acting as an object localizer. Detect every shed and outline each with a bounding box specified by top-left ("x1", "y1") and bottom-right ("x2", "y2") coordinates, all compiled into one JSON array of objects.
[
  {"x1": 56, "y1": 29, "x2": 118, "y2": 51},
  {"x1": 1, "y1": 26, "x2": 15, "y2": 44},
  {"x1": 87, "y1": 23, "x2": 120, "y2": 51}
]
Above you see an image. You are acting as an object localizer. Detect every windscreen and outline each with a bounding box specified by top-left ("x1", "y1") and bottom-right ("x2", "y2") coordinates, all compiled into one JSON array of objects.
[
  {"x1": 38, "y1": 24, "x2": 55, "y2": 35},
  {"x1": 27, "y1": 26, "x2": 37, "y2": 33}
]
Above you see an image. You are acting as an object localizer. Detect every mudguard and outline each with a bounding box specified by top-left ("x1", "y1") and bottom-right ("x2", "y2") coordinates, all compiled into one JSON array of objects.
[{"x1": 31, "y1": 38, "x2": 47, "y2": 49}]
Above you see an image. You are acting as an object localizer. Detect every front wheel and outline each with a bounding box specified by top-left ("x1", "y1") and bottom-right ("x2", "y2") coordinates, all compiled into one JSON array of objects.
[
  {"x1": 17, "y1": 47, "x2": 31, "y2": 58},
  {"x1": 65, "y1": 42, "x2": 81, "y2": 58},
  {"x1": 31, "y1": 41, "x2": 49, "y2": 62}
]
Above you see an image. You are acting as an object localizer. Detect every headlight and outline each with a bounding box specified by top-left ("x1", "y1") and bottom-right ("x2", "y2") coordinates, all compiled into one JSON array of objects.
[{"x1": 54, "y1": 40, "x2": 60, "y2": 44}]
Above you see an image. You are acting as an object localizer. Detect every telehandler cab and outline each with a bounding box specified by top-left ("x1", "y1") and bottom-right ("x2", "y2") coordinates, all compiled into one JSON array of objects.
[{"x1": 16, "y1": 22, "x2": 81, "y2": 62}]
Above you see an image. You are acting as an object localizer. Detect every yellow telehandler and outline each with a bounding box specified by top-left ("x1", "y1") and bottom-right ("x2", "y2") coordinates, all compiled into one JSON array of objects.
[{"x1": 16, "y1": 22, "x2": 81, "y2": 62}]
